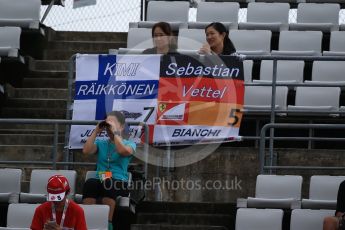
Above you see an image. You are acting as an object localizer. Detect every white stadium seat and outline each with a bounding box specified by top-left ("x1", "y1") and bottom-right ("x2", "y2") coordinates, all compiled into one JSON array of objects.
[
  {"x1": 229, "y1": 30, "x2": 272, "y2": 55},
  {"x1": 0, "y1": 168, "x2": 22, "y2": 203},
  {"x1": 290, "y1": 209, "x2": 335, "y2": 230},
  {"x1": 236, "y1": 208, "x2": 283, "y2": 230},
  {"x1": 323, "y1": 31, "x2": 345, "y2": 56},
  {"x1": 0, "y1": 27, "x2": 21, "y2": 58}
]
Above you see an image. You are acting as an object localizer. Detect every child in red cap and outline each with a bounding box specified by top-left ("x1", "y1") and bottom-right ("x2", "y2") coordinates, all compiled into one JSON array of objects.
[{"x1": 31, "y1": 175, "x2": 87, "y2": 230}]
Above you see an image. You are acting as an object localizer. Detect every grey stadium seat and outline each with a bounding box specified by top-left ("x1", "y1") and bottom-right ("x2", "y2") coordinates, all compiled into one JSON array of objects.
[
  {"x1": 289, "y1": 3, "x2": 340, "y2": 32},
  {"x1": 131, "y1": 1, "x2": 189, "y2": 30},
  {"x1": 323, "y1": 31, "x2": 345, "y2": 56},
  {"x1": 302, "y1": 175, "x2": 345, "y2": 209},
  {"x1": 0, "y1": 27, "x2": 21, "y2": 58},
  {"x1": 288, "y1": 87, "x2": 341, "y2": 115},
  {"x1": 20, "y1": 169, "x2": 77, "y2": 203},
  {"x1": 0, "y1": 0, "x2": 41, "y2": 29},
  {"x1": 272, "y1": 31, "x2": 322, "y2": 56},
  {"x1": 80, "y1": 204, "x2": 109, "y2": 230},
  {"x1": 0, "y1": 168, "x2": 22, "y2": 203},
  {"x1": 290, "y1": 209, "x2": 335, "y2": 230},
  {"x1": 305, "y1": 61, "x2": 345, "y2": 86},
  {"x1": 235, "y1": 208, "x2": 284, "y2": 230},
  {"x1": 205, "y1": 0, "x2": 254, "y2": 5},
  {"x1": 237, "y1": 175, "x2": 302, "y2": 209},
  {"x1": 255, "y1": 60, "x2": 304, "y2": 86},
  {"x1": 188, "y1": 2, "x2": 239, "y2": 30},
  {"x1": 244, "y1": 86, "x2": 289, "y2": 113},
  {"x1": 239, "y1": 3, "x2": 290, "y2": 32},
  {"x1": 341, "y1": 24, "x2": 345, "y2": 31},
  {"x1": 243, "y1": 60, "x2": 253, "y2": 82},
  {"x1": 126, "y1": 28, "x2": 153, "y2": 49},
  {"x1": 255, "y1": 0, "x2": 304, "y2": 5},
  {"x1": 0, "y1": 203, "x2": 39, "y2": 229},
  {"x1": 229, "y1": 30, "x2": 272, "y2": 55},
  {"x1": 177, "y1": 28, "x2": 206, "y2": 52}
]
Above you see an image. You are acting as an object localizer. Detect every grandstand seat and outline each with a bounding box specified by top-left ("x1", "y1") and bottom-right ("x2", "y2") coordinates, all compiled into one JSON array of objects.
[
  {"x1": 80, "y1": 204, "x2": 109, "y2": 230},
  {"x1": 20, "y1": 169, "x2": 77, "y2": 203},
  {"x1": 271, "y1": 31, "x2": 322, "y2": 56},
  {"x1": 323, "y1": 31, "x2": 345, "y2": 56},
  {"x1": 290, "y1": 209, "x2": 335, "y2": 230},
  {"x1": 229, "y1": 30, "x2": 272, "y2": 55},
  {"x1": 302, "y1": 175, "x2": 345, "y2": 209},
  {"x1": 188, "y1": 2, "x2": 239, "y2": 30},
  {"x1": 289, "y1": 3, "x2": 340, "y2": 32},
  {"x1": 130, "y1": 1, "x2": 189, "y2": 30},
  {"x1": 243, "y1": 60, "x2": 253, "y2": 82},
  {"x1": 0, "y1": 0, "x2": 41, "y2": 29},
  {"x1": 255, "y1": 0, "x2": 303, "y2": 5},
  {"x1": 305, "y1": 61, "x2": 345, "y2": 86},
  {"x1": 255, "y1": 60, "x2": 304, "y2": 86},
  {"x1": 239, "y1": 3, "x2": 290, "y2": 32},
  {"x1": 204, "y1": 0, "x2": 254, "y2": 6},
  {"x1": 0, "y1": 27, "x2": 22, "y2": 58},
  {"x1": 244, "y1": 86, "x2": 289, "y2": 113},
  {"x1": 177, "y1": 28, "x2": 206, "y2": 53},
  {"x1": 341, "y1": 24, "x2": 345, "y2": 30},
  {"x1": 0, "y1": 203, "x2": 39, "y2": 229},
  {"x1": 288, "y1": 87, "x2": 340, "y2": 115},
  {"x1": 235, "y1": 208, "x2": 284, "y2": 230},
  {"x1": 126, "y1": 28, "x2": 153, "y2": 50},
  {"x1": 0, "y1": 168, "x2": 22, "y2": 203},
  {"x1": 237, "y1": 175, "x2": 302, "y2": 209}
]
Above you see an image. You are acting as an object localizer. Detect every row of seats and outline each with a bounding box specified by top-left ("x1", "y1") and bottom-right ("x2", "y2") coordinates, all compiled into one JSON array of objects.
[
  {"x1": 204, "y1": 0, "x2": 345, "y2": 6},
  {"x1": 0, "y1": 203, "x2": 109, "y2": 230},
  {"x1": 236, "y1": 208, "x2": 334, "y2": 230},
  {"x1": 237, "y1": 175, "x2": 345, "y2": 209},
  {"x1": 134, "y1": 1, "x2": 345, "y2": 32},
  {"x1": 123, "y1": 29, "x2": 345, "y2": 55}
]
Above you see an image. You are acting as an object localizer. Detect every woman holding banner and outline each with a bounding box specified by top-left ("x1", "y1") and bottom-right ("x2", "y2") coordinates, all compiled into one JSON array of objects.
[
  {"x1": 199, "y1": 22, "x2": 236, "y2": 55},
  {"x1": 82, "y1": 111, "x2": 136, "y2": 230},
  {"x1": 143, "y1": 21, "x2": 178, "y2": 54}
]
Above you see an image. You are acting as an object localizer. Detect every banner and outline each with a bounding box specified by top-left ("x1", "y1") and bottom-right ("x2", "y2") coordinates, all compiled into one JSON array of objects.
[{"x1": 69, "y1": 54, "x2": 244, "y2": 149}]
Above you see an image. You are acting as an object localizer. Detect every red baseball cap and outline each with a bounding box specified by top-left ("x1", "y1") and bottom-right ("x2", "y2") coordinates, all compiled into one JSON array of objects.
[{"x1": 47, "y1": 175, "x2": 70, "y2": 202}]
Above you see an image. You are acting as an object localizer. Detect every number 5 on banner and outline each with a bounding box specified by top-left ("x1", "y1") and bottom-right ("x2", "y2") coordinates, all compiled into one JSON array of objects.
[{"x1": 228, "y1": 108, "x2": 242, "y2": 127}]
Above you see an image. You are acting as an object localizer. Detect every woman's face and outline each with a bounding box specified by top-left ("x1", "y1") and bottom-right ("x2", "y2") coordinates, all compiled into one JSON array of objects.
[
  {"x1": 105, "y1": 115, "x2": 123, "y2": 136},
  {"x1": 153, "y1": 26, "x2": 170, "y2": 50},
  {"x1": 206, "y1": 26, "x2": 225, "y2": 49}
]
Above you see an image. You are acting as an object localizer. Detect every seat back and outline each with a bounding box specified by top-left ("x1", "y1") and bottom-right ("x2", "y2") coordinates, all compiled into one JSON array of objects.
[
  {"x1": 0, "y1": 27, "x2": 21, "y2": 57},
  {"x1": 260, "y1": 60, "x2": 304, "y2": 82},
  {"x1": 290, "y1": 209, "x2": 335, "y2": 230},
  {"x1": 329, "y1": 31, "x2": 345, "y2": 52},
  {"x1": 278, "y1": 31, "x2": 322, "y2": 52},
  {"x1": 229, "y1": 30, "x2": 272, "y2": 53},
  {"x1": 7, "y1": 203, "x2": 39, "y2": 228},
  {"x1": 309, "y1": 176, "x2": 345, "y2": 200},
  {"x1": 247, "y1": 3, "x2": 289, "y2": 23},
  {"x1": 0, "y1": 168, "x2": 21, "y2": 193},
  {"x1": 236, "y1": 208, "x2": 283, "y2": 230},
  {"x1": 243, "y1": 60, "x2": 253, "y2": 82},
  {"x1": 147, "y1": 1, "x2": 189, "y2": 22},
  {"x1": 312, "y1": 61, "x2": 345, "y2": 82},
  {"x1": 244, "y1": 86, "x2": 289, "y2": 110},
  {"x1": 197, "y1": 2, "x2": 239, "y2": 24},
  {"x1": 127, "y1": 28, "x2": 153, "y2": 49},
  {"x1": 80, "y1": 204, "x2": 109, "y2": 230},
  {"x1": 295, "y1": 87, "x2": 340, "y2": 108},
  {"x1": 30, "y1": 170, "x2": 77, "y2": 195},
  {"x1": 255, "y1": 175, "x2": 303, "y2": 199},
  {"x1": 297, "y1": 3, "x2": 339, "y2": 25},
  {"x1": 178, "y1": 28, "x2": 206, "y2": 50}
]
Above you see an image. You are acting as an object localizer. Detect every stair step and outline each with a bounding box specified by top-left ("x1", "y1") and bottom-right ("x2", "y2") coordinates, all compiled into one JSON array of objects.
[
  {"x1": 0, "y1": 145, "x2": 64, "y2": 162},
  {"x1": 13, "y1": 88, "x2": 68, "y2": 99},
  {"x1": 54, "y1": 31, "x2": 127, "y2": 42},
  {"x1": 47, "y1": 41, "x2": 126, "y2": 50},
  {"x1": 5, "y1": 98, "x2": 67, "y2": 108},
  {"x1": 33, "y1": 60, "x2": 69, "y2": 71},
  {"x1": 131, "y1": 224, "x2": 228, "y2": 230},
  {"x1": 136, "y1": 213, "x2": 232, "y2": 227},
  {"x1": 21, "y1": 78, "x2": 68, "y2": 88},
  {"x1": 1, "y1": 107, "x2": 67, "y2": 119},
  {"x1": 27, "y1": 70, "x2": 69, "y2": 79},
  {"x1": 0, "y1": 128, "x2": 65, "y2": 135},
  {"x1": 0, "y1": 124, "x2": 67, "y2": 131},
  {"x1": 0, "y1": 134, "x2": 65, "y2": 145}
]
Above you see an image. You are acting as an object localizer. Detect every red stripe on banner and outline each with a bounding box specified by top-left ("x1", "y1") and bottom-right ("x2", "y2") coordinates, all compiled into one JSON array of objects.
[{"x1": 158, "y1": 77, "x2": 244, "y2": 104}]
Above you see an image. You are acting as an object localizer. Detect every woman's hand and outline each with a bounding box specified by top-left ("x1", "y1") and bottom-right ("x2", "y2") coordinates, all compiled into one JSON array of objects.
[
  {"x1": 199, "y1": 43, "x2": 211, "y2": 55},
  {"x1": 94, "y1": 122, "x2": 104, "y2": 134},
  {"x1": 107, "y1": 120, "x2": 119, "y2": 134}
]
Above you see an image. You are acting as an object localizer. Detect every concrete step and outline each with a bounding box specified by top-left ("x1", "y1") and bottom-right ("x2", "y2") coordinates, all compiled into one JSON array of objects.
[
  {"x1": 5, "y1": 98, "x2": 67, "y2": 108},
  {"x1": 21, "y1": 78, "x2": 68, "y2": 88},
  {"x1": 0, "y1": 123, "x2": 68, "y2": 131},
  {"x1": 131, "y1": 224, "x2": 227, "y2": 230},
  {"x1": 54, "y1": 31, "x2": 127, "y2": 42},
  {"x1": 137, "y1": 202, "x2": 235, "y2": 215},
  {"x1": 27, "y1": 70, "x2": 69, "y2": 79},
  {"x1": 1, "y1": 107, "x2": 67, "y2": 119},
  {"x1": 0, "y1": 128, "x2": 65, "y2": 135},
  {"x1": 33, "y1": 60, "x2": 69, "y2": 71},
  {"x1": 0, "y1": 134, "x2": 65, "y2": 145},
  {"x1": 0, "y1": 145, "x2": 64, "y2": 162},
  {"x1": 47, "y1": 41, "x2": 126, "y2": 51},
  {"x1": 43, "y1": 50, "x2": 109, "y2": 60},
  {"x1": 13, "y1": 88, "x2": 68, "y2": 99},
  {"x1": 136, "y1": 213, "x2": 232, "y2": 227}
]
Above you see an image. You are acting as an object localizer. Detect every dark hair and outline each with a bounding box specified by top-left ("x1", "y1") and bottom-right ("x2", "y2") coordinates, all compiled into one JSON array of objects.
[
  {"x1": 205, "y1": 22, "x2": 236, "y2": 55},
  {"x1": 151, "y1": 22, "x2": 177, "y2": 51},
  {"x1": 106, "y1": 111, "x2": 130, "y2": 138}
]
